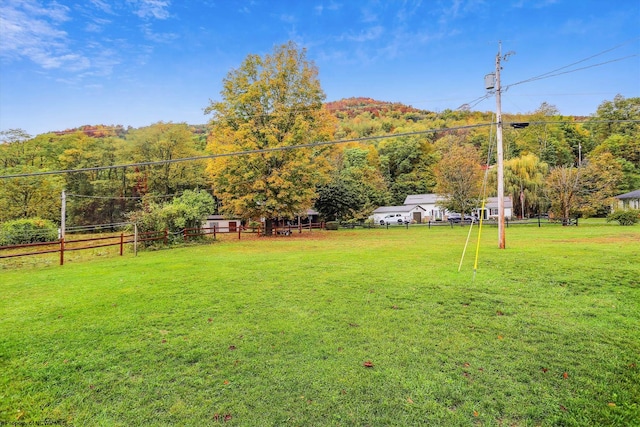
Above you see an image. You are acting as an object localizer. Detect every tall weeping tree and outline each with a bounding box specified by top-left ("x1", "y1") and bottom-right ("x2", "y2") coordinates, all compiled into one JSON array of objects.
[
  {"x1": 502, "y1": 153, "x2": 549, "y2": 218},
  {"x1": 205, "y1": 42, "x2": 336, "y2": 234}
]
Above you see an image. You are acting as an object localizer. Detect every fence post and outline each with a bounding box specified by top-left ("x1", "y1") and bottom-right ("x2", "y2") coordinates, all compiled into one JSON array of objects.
[
  {"x1": 213, "y1": 226, "x2": 216, "y2": 240},
  {"x1": 59, "y1": 238, "x2": 65, "y2": 266},
  {"x1": 184, "y1": 228, "x2": 187, "y2": 242},
  {"x1": 164, "y1": 229, "x2": 168, "y2": 245},
  {"x1": 238, "y1": 225, "x2": 241, "y2": 240},
  {"x1": 120, "y1": 233, "x2": 124, "y2": 256}
]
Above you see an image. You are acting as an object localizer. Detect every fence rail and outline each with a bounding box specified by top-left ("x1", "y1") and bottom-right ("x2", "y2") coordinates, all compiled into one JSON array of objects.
[{"x1": 0, "y1": 222, "x2": 327, "y2": 266}]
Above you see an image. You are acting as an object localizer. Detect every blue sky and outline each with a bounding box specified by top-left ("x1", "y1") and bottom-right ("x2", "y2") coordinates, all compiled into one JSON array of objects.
[{"x1": 1, "y1": 0, "x2": 639, "y2": 136}]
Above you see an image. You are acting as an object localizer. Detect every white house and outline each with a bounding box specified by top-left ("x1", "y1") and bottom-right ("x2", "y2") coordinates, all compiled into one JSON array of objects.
[
  {"x1": 403, "y1": 194, "x2": 514, "y2": 220},
  {"x1": 477, "y1": 196, "x2": 514, "y2": 220},
  {"x1": 403, "y1": 194, "x2": 446, "y2": 221},
  {"x1": 372, "y1": 205, "x2": 427, "y2": 224},
  {"x1": 613, "y1": 189, "x2": 640, "y2": 210}
]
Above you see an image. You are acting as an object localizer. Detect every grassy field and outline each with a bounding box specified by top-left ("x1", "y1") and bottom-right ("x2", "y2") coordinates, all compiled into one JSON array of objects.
[{"x1": 1, "y1": 223, "x2": 639, "y2": 426}]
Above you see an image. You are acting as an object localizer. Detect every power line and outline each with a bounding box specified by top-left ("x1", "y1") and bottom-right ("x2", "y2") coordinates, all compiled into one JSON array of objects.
[
  {"x1": 508, "y1": 37, "x2": 639, "y2": 87},
  {"x1": 1, "y1": 119, "x2": 637, "y2": 181},
  {"x1": 505, "y1": 55, "x2": 638, "y2": 90},
  {"x1": 457, "y1": 38, "x2": 639, "y2": 111},
  {"x1": 67, "y1": 192, "x2": 181, "y2": 200},
  {"x1": 0, "y1": 123, "x2": 492, "y2": 180}
]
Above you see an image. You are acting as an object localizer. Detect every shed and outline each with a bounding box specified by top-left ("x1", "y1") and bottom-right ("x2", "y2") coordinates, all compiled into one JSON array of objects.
[
  {"x1": 614, "y1": 189, "x2": 640, "y2": 210},
  {"x1": 203, "y1": 215, "x2": 242, "y2": 233}
]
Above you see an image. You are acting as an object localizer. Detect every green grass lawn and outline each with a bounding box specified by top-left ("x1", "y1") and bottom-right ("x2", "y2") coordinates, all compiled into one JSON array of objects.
[{"x1": 1, "y1": 223, "x2": 639, "y2": 426}]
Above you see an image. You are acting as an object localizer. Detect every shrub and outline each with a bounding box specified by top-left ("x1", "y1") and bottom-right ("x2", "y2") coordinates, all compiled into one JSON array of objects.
[
  {"x1": 0, "y1": 218, "x2": 58, "y2": 246},
  {"x1": 325, "y1": 221, "x2": 339, "y2": 230},
  {"x1": 607, "y1": 209, "x2": 640, "y2": 226}
]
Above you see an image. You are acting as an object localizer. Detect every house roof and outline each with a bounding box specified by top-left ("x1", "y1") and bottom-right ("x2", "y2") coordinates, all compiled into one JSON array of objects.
[
  {"x1": 373, "y1": 205, "x2": 424, "y2": 214},
  {"x1": 483, "y1": 196, "x2": 513, "y2": 209},
  {"x1": 615, "y1": 189, "x2": 640, "y2": 199},
  {"x1": 403, "y1": 194, "x2": 513, "y2": 209},
  {"x1": 404, "y1": 194, "x2": 440, "y2": 205}
]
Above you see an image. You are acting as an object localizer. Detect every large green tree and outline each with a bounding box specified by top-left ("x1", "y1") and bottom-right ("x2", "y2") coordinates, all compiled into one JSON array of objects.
[
  {"x1": 316, "y1": 145, "x2": 390, "y2": 221},
  {"x1": 205, "y1": 42, "x2": 336, "y2": 234},
  {"x1": 124, "y1": 123, "x2": 208, "y2": 196},
  {"x1": 378, "y1": 134, "x2": 437, "y2": 205}
]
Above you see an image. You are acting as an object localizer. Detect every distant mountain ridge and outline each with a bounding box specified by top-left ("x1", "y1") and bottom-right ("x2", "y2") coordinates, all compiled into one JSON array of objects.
[{"x1": 325, "y1": 97, "x2": 423, "y2": 118}]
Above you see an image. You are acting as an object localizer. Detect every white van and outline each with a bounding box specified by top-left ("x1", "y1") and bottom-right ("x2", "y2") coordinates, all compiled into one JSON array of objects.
[{"x1": 380, "y1": 213, "x2": 409, "y2": 225}]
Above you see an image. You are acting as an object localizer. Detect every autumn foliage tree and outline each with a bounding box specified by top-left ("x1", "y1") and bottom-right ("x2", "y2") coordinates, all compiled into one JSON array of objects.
[
  {"x1": 205, "y1": 42, "x2": 336, "y2": 234},
  {"x1": 434, "y1": 143, "x2": 483, "y2": 215}
]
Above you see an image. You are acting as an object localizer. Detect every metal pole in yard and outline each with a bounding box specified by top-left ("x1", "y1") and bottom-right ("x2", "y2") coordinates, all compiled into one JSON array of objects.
[{"x1": 134, "y1": 223, "x2": 138, "y2": 256}]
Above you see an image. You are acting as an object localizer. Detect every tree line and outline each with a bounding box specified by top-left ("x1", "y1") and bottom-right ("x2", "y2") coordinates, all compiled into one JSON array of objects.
[{"x1": 1, "y1": 43, "x2": 638, "y2": 231}]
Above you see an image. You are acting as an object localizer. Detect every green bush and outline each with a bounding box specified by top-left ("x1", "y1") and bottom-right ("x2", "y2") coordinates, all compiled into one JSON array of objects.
[
  {"x1": 325, "y1": 221, "x2": 339, "y2": 230},
  {"x1": 607, "y1": 209, "x2": 640, "y2": 226},
  {"x1": 0, "y1": 218, "x2": 58, "y2": 246}
]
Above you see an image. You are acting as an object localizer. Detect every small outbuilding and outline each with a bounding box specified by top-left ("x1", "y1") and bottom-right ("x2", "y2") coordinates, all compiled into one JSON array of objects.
[
  {"x1": 203, "y1": 215, "x2": 242, "y2": 232},
  {"x1": 613, "y1": 189, "x2": 640, "y2": 210}
]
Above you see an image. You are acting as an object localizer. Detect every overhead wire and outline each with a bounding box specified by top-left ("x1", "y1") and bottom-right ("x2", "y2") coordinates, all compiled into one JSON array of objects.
[
  {"x1": 67, "y1": 192, "x2": 182, "y2": 200},
  {"x1": 457, "y1": 38, "x2": 639, "y2": 111},
  {"x1": 0, "y1": 123, "x2": 493, "y2": 179},
  {"x1": 2, "y1": 119, "x2": 638, "y2": 181}
]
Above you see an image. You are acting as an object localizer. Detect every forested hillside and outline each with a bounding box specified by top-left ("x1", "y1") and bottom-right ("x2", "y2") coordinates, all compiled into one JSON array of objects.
[{"x1": 1, "y1": 95, "x2": 638, "y2": 228}]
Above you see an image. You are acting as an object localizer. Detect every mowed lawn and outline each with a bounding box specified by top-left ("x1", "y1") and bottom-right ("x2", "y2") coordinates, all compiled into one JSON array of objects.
[{"x1": 1, "y1": 223, "x2": 639, "y2": 426}]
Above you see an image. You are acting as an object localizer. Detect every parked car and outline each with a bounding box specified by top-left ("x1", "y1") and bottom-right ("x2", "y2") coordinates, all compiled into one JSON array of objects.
[
  {"x1": 380, "y1": 214, "x2": 409, "y2": 225},
  {"x1": 447, "y1": 213, "x2": 475, "y2": 223}
]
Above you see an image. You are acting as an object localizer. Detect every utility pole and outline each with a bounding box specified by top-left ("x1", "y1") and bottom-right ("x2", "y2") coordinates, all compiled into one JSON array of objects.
[
  {"x1": 60, "y1": 190, "x2": 66, "y2": 240},
  {"x1": 495, "y1": 46, "x2": 505, "y2": 249}
]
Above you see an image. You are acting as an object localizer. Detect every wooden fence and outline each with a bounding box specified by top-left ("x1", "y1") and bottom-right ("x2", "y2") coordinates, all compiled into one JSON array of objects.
[
  {"x1": 0, "y1": 230, "x2": 166, "y2": 265},
  {"x1": 0, "y1": 222, "x2": 327, "y2": 265}
]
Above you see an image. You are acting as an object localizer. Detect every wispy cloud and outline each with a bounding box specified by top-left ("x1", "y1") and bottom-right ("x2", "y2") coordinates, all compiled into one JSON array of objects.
[
  {"x1": 280, "y1": 14, "x2": 296, "y2": 24},
  {"x1": 0, "y1": 0, "x2": 90, "y2": 71},
  {"x1": 141, "y1": 23, "x2": 178, "y2": 43},
  {"x1": 90, "y1": 0, "x2": 116, "y2": 15},
  {"x1": 130, "y1": 0, "x2": 171, "y2": 20},
  {"x1": 341, "y1": 25, "x2": 384, "y2": 43},
  {"x1": 315, "y1": 1, "x2": 342, "y2": 15}
]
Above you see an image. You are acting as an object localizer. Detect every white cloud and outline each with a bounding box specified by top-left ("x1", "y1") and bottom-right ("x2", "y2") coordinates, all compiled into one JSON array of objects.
[
  {"x1": 280, "y1": 14, "x2": 296, "y2": 24},
  {"x1": 342, "y1": 25, "x2": 384, "y2": 43},
  {"x1": 131, "y1": 0, "x2": 171, "y2": 20},
  {"x1": 90, "y1": 0, "x2": 115, "y2": 15},
  {"x1": 0, "y1": 0, "x2": 90, "y2": 71},
  {"x1": 141, "y1": 23, "x2": 178, "y2": 43}
]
